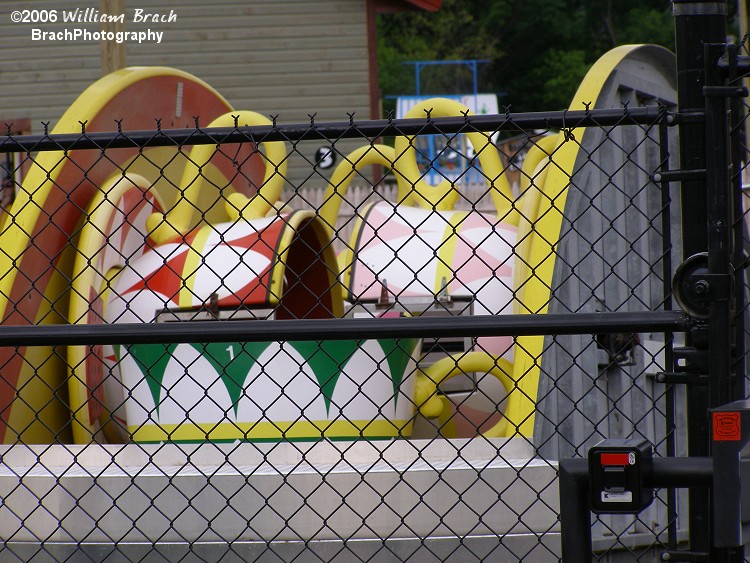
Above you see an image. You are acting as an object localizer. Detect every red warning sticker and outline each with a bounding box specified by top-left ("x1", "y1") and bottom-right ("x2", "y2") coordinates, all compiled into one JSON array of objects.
[{"x1": 713, "y1": 411, "x2": 741, "y2": 441}]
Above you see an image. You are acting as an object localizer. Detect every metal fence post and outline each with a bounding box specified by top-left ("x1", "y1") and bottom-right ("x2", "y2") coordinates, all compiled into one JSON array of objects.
[
  {"x1": 673, "y1": 0, "x2": 729, "y2": 554},
  {"x1": 704, "y1": 41, "x2": 744, "y2": 561}
]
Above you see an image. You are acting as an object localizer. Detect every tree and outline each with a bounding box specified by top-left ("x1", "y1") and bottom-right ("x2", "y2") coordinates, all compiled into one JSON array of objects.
[
  {"x1": 377, "y1": 0, "x2": 675, "y2": 112},
  {"x1": 377, "y1": 0, "x2": 501, "y2": 114}
]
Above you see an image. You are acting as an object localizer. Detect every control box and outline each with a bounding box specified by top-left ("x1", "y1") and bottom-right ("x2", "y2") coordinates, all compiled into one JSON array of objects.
[{"x1": 588, "y1": 438, "x2": 654, "y2": 514}]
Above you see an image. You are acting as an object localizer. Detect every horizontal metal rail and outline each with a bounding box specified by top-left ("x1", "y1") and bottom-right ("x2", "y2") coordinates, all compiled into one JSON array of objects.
[
  {"x1": 560, "y1": 457, "x2": 714, "y2": 561},
  {"x1": 0, "y1": 107, "x2": 671, "y2": 154},
  {"x1": 2, "y1": 311, "x2": 689, "y2": 346}
]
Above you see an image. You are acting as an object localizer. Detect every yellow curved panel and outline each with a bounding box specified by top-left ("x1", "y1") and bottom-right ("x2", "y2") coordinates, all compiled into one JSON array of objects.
[
  {"x1": 319, "y1": 144, "x2": 395, "y2": 235},
  {"x1": 434, "y1": 210, "x2": 469, "y2": 295},
  {"x1": 518, "y1": 133, "x2": 561, "y2": 198},
  {"x1": 338, "y1": 202, "x2": 374, "y2": 298},
  {"x1": 415, "y1": 352, "x2": 515, "y2": 438},
  {"x1": 272, "y1": 209, "x2": 345, "y2": 319},
  {"x1": 0, "y1": 66, "x2": 228, "y2": 318},
  {"x1": 506, "y1": 45, "x2": 673, "y2": 437},
  {"x1": 512, "y1": 133, "x2": 562, "y2": 314},
  {"x1": 5, "y1": 284, "x2": 75, "y2": 444},
  {"x1": 0, "y1": 66, "x2": 235, "y2": 443},
  {"x1": 147, "y1": 111, "x2": 288, "y2": 245},
  {"x1": 130, "y1": 419, "x2": 413, "y2": 442},
  {"x1": 68, "y1": 173, "x2": 164, "y2": 443},
  {"x1": 394, "y1": 98, "x2": 512, "y2": 214}
]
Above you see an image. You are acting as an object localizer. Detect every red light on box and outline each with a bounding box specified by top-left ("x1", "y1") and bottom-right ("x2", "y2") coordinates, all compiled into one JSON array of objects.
[{"x1": 599, "y1": 452, "x2": 631, "y2": 466}]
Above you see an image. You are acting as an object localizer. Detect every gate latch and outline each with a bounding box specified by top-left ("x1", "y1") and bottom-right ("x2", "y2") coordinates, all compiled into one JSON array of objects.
[{"x1": 588, "y1": 439, "x2": 654, "y2": 514}]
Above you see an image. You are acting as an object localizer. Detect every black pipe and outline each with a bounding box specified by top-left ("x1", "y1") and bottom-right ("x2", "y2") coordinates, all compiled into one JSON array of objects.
[
  {"x1": 0, "y1": 107, "x2": 666, "y2": 154},
  {"x1": 650, "y1": 457, "x2": 714, "y2": 488},
  {"x1": 559, "y1": 459, "x2": 593, "y2": 562},
  {"x1": 0, "y1": 311, "x2": 689, "y2": 347},
  {"x1": 673, "y1": 1, "x2": 729, "y2": 554},
  {"x1": 703, "y1": 42, "x2": 745, "y2": 563},
  {"x1": 726, "y1": 46, "x2": 748, "y2": 414},
  {"x1": 658, "y1": 116, "x2": 680, "y2": 549},
  {"x1": 673, "y1": 0, "x2": 728, "y2": 258},
  {"x1": 704, "y1": 42, "x2": 735, "y2": 414}
]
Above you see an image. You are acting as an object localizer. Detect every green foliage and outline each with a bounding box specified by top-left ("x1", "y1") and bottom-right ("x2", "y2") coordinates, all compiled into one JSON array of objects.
[
  {"x1": 618, "y1": 6, "x2": 675, "y2": 46},
  {"x1": 377, "y1": 0, "x2": 675, "y2": 112},
  {"x1": 525, "y1": 50, "x2": 590, "y2": 111},
  {"x1": 377, "y1": 0, "x2": 500, "y2": 112}
]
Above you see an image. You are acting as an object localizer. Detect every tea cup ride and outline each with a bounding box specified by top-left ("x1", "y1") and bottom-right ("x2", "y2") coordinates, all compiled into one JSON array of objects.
[
  {"x1": 70, "y1": 111, "x2": 428, "y2": 443},
  {"x1": 103, "y1": 210, "x2": 424, "y2": 442},
  {"x1": 321, "y1": 98, "x2": 521, "y2": 438},
  {"x1": 70, "y1": 98, "x2": 521, "y2": 443}
]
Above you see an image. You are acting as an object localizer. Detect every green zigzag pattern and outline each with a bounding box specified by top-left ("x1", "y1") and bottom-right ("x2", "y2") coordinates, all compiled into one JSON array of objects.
[{"x1": 125, "y1": 338, "x2": 419, "y2": 417}]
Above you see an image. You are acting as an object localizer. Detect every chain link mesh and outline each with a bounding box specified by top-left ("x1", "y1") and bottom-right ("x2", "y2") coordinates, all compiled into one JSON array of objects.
[{"x1": 0, "y1": 102, "x2": 703, "y2": 561}]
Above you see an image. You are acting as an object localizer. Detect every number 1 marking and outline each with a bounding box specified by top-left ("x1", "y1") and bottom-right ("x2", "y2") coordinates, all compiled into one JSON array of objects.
[{"x1": 226, "y1": 345, "x2": 235, "y2": 361}]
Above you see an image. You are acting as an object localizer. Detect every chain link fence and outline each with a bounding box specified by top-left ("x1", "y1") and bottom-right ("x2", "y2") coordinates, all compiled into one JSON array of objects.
[{"x1": 0, "y1": 42, "x2": 736, "y2": 561}]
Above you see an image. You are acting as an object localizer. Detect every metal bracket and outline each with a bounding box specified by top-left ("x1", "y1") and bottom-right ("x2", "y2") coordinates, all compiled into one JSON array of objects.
[
  {"x1": 659, "y1": 550, "x2": 709, "y2": 562},
  {"x1": 717, "y1": 53, "x2": 750, "y2": 76},
  {"x1": 647, "y1": 345, "x2": 709, "y2": 386},
  {"x1": 702, "y1": 85, "x2": 749, "y2": 98},
  {"x1": 689, "y1": 273, "x2": 733, "y2": 303},
  {"x1": 651, "y1": 371, "x2": 708, "y2": 386},
  {"x1": 652, "y1": 169, "x2": 707, "y2": 183},
  {"x1": 674, "y1": 345, "x2": 709, "y2": 374}
]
